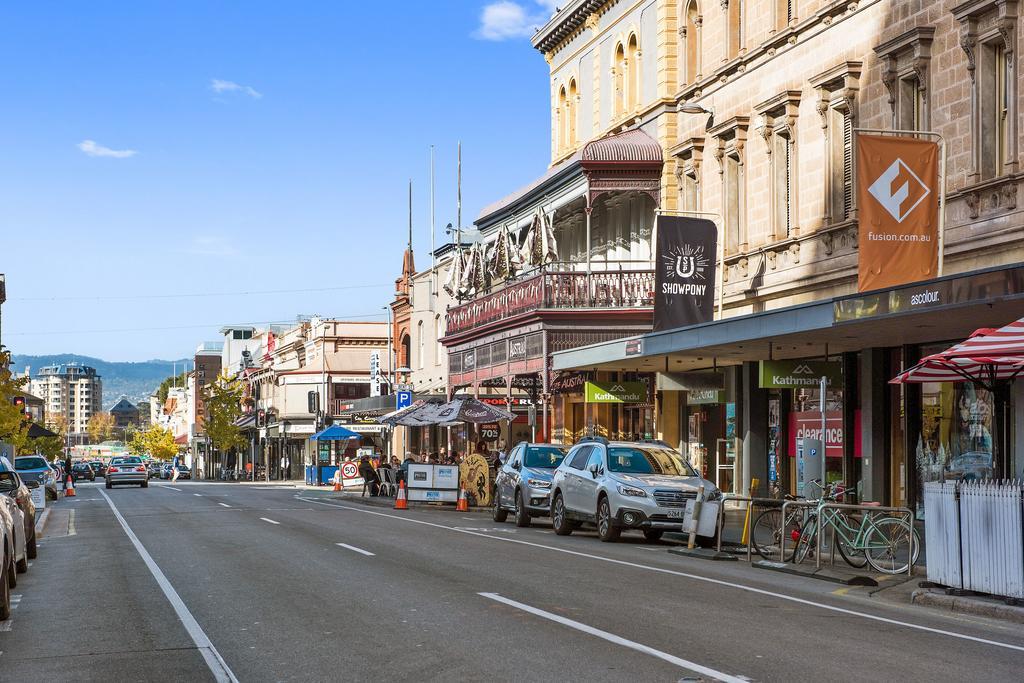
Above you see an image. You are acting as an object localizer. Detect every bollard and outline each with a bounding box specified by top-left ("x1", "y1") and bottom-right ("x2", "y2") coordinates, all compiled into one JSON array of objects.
[
  {"x1": 686, "y1": 484, "x2": 705, "y2": 550},
  {"x1": 740, "y1": 477, "x2": 760, "y2": 546}
]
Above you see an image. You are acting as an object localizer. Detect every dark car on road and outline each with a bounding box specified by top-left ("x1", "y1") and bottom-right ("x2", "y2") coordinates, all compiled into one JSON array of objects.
[
  {"x1": 72, "y1": 462, "x2": 96, "y2": 482},
  {"x1": 89, "y1": 460, "x2": 107, "y2": 477}
]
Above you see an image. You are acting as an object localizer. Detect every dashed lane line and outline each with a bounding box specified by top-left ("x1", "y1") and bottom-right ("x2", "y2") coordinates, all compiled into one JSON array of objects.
[
  {"x1": 162, "y1": 486, "x2": 182, "y2": 492},
  {"x1": 193, "y1": 494, "x2": 203, "y2": 497},
  {"x1": 218, "y1": 503, "x2": 231, "y2": 508},
  {"x1": 99, "y1": 489, "x2": 238, "y2": 683},
  {"x1": 296, "y1": 496, "x2": 1024, "y2": 655},
  {"x1": 68, "y1": 509, "x2": 77, "y2": 536},
  {"x1": 480, "y1": 592, "x2": 746, "y2": 682},
  {"x1": 260, "y1": 518, "x2": 280, "y2": 525},
  {"x1": 335, "y1": 543, "x2": 375, "y2": 556}
]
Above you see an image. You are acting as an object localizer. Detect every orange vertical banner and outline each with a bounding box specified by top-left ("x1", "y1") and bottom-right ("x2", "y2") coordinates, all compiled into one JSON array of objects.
[{"x1": 856, "y1": 134, "x2": 939, "y2": 292}]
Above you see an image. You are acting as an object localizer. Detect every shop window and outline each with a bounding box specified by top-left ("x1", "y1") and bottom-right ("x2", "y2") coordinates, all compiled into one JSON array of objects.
[{"x1": 811, "y1": 62, "x2": 861, "y2": 225}]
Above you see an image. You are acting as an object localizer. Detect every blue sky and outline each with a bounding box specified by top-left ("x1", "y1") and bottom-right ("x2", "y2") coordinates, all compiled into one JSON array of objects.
[{"x1": 0, "y1": 1, "x2": 557, "y2": 362}]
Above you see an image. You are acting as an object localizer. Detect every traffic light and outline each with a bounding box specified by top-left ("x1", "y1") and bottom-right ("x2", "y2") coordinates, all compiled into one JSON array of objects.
[{"x1": 12, "y1": 396, "x2": 29, "y2": 422}]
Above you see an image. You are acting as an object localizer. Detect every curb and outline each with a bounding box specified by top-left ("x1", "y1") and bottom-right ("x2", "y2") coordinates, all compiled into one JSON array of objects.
[
  {"x1": 34, "y1": 506, "x2": 52, "y2": 536},
  {"x1": 911, "y1": 589, "x2": 1024, "y2": 624},
  {"x1": 752, "y1": 559, "x2": 879, "y2": 586},
  {"x1": 668, "y1": 547, "x2": 737, "y2": 562}
]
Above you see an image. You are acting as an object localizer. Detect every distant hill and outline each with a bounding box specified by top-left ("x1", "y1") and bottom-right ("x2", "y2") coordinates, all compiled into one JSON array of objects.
[{"x1": 10, "y1": 354, "x2": 190, "y2": 410}]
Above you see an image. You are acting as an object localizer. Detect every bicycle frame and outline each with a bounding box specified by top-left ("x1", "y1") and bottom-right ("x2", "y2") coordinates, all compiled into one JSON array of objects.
[{"x1": 813, "y1": 501, "x2": 916, "y2": 574}]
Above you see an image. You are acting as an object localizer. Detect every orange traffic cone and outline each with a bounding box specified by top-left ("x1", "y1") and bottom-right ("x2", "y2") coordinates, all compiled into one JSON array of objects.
[
  {"x1": 456, "y1": 487, "x2": 469, "y2": 512},
  {"x1": 394, "y1": 480, "x2": 408, "y2": 510},
  {"x1": 333, "y1": 471, "x2": 342, "y2": 492},
  {"x1": 65, "y1": 477, "x2": 76, "y2": 498}
]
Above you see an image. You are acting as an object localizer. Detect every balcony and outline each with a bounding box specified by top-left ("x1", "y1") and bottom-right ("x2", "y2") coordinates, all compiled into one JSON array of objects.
[{"x1": 445, "y1": 267, "x2": 655, "y2": 336}]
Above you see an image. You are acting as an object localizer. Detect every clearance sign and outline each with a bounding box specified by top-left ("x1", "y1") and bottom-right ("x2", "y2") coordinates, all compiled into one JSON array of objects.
[{"x1": 856, "y1": 134, "x2": 939, "y2": 292}]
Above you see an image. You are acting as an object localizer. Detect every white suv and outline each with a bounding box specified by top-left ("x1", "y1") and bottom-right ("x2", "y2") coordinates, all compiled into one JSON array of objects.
[{"x1": 549, "y1": 438, "x2": 720, "y2": 542}]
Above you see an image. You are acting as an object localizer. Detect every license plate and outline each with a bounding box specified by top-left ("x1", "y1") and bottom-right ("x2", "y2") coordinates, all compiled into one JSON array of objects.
[{"x1": 667, "y1": 508, "x2": 685, "y2": 519}]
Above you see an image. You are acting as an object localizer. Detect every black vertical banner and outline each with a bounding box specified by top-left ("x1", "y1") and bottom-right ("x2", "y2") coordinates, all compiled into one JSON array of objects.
[{"x1": 654, "y1": 216, "x2": 717, "y2": 331}]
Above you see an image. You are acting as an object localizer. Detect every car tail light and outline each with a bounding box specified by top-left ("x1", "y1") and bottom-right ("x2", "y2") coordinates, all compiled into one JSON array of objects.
[
  {"x1": 135, "y1": 466, "x2": 146, "y2": 472},
  {"x1": 108, "y1": 467, "x2": 119, "y2": 473}
]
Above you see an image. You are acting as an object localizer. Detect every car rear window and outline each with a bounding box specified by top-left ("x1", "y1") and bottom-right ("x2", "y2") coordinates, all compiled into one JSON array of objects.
[{"x1": 16, "y1": 457, "x2": 48, "y2": 470}]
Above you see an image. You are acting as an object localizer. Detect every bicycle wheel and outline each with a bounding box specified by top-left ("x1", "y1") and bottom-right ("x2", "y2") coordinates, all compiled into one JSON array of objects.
[
  {"x1": 793, "y1": 515, "x2": 817, "y2": 565},
  {"x1": 832, "y1": 513, "x2": 868, "y2": 569},
  {"x1": 751, "y1": 508, "x2": 799, "y2": 561},
  {"x1": 863, "y1": 517, "x2": 920, "y2": 574}
]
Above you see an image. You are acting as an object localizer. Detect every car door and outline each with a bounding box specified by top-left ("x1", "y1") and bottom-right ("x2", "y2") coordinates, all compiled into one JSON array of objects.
[
  {"x1": 576, "y1": 447, "x2": 605, "y2": 515},
  {"x1": 499, "y1": 445, "x2": 522, "y2": 506},
  {"x1": 562, "y1": 446, "x2": 592, "y2": 513}
]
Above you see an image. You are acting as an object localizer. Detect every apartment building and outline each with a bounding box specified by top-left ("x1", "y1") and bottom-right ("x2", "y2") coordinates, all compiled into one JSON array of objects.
[{"x1": 30, "y1": 363, "x2": 103, "y2": 444}]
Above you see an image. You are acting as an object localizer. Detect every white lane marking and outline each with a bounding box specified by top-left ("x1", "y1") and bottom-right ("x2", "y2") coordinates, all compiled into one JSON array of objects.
[
  {"x1": 218, "y1": 503, "x2": 231, "y2": 508},
  {"x1": 481, "y1": 592, "x2": 744, "y2": 682},
  {"x1": 335, "y1": 543, "x2": 375, "y2": 556},
  {"x1": 260, "y1": 518, "x2": 280, "y2": 525},
  {"x1": 68, "y1": 509, "x2": 77, "y2": 536},
  {"x1": 194, "y1": 494, "x2": 203, "y2": 497},
  {"x1": 297, "y1": 496, "x2": 1024, "y2": 654},
  {"x1": 99, "y1": 489, "x2": 239, "y2": 682},
  {"x1": 162, "y1": 486, "x2": 182, "y2": 492}
]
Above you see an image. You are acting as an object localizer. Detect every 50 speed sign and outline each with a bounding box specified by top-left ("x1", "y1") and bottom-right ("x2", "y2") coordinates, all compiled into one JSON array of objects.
[{"x1": 341, "y1": 462, "x2": 359, "y2": 479}]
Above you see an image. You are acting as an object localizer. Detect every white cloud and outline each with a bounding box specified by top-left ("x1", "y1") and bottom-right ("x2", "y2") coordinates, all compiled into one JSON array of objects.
[
  {"x1": 210, "y1": 78, "x2": 262, "y2": 99},
  {"x1": 476, "y1": 1, "x2": 557, "y2": 41},
  {"x1": 77, "y1": 140, "x2": 137, "y2": 158}
]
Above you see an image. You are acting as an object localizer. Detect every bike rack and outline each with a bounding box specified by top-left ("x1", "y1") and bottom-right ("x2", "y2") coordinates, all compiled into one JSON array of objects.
[
  {"x1": 716, "y1": 495, "x2": 796, "y2": 561},
  {"x1": 812, "y1": 502, "x2": 916, "y2": 575},
  {"x1": 779, "y1": 499, "x2": 818, "y2": 563}
]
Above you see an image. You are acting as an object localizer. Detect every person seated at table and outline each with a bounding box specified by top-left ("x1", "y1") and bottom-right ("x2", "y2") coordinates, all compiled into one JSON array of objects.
[
  {"x1": 399, "y1": 454, "x2": 414, "y2": 483},
  {"x1": 358, "y1": 455, "x2": 379, "y2": 497}
]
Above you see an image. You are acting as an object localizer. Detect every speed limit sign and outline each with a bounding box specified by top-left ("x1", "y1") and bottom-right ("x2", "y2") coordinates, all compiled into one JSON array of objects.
[{"x1": 341, "y1": 462, "x2": 359, "y2": 479}]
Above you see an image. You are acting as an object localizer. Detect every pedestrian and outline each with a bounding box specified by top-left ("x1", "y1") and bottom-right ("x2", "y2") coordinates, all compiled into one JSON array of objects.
[
  {"x1": 358, "y1": 455, "x2": 379, "y2": 497},
  {"x1": 63, "y1": 454, "x2": 74, "y2": 491},
  {"x1": 171, "y1": 454, "x2": 180, "y2": 483}
]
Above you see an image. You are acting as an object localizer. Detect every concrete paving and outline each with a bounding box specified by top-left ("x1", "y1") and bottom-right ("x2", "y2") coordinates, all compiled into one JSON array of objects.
[{"x1": 1, "y1": 480, "x2": 1021, "y2": 682}]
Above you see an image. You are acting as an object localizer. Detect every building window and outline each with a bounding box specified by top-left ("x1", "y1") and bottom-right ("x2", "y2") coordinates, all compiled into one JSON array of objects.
[
  {"x1": 875, "y1": 28, "x2": 933, "y2": 133},
  {"x1": 627, "y1": 34, "x2": 640, "y2": 112},
  {"x1": 672, "y1": 136, "x2": 704, "y2": 212},
  {"x1": 811, "y1": 62, "x2": 861, "y2": 225},
  {"x1": 956, "y1": 2, "x2": 1018, "y2": 183},
  {"x1": 712, "y1": 117, "x2": 749, "y2": 254},
  {"x1": 614, "y1": 42, "x2": 626, "y2": 117},
  {"x1": 756, "y1": 91, "x2": 800, "y2": 240},
  {"x1": 727, "y1": 0, "x2": 744, "y2": 59},
  {"x1": 679, "y1": 0, "x2": 703, "y2": 87},
  {"x1": 417, "y1": 320, "x2": 424, "y2": 370},
  {"x1": 558, "y1": 85, "x2": 568, "y2": 152},
  {"x1": 567, "y1": 78, "x2": 578, "y2": 147},
  {"x1": 773, "y1": 0, "x2": 793, "y2": 32}
]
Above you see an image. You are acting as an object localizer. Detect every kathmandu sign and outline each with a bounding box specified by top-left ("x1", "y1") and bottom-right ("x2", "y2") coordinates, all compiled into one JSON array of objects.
[
  {"x1": 758, "y1": 360, "x2": 842, "y2": 389},
  {"x1": 585, "y1": 381, "x2": 647, "y2": 404}
]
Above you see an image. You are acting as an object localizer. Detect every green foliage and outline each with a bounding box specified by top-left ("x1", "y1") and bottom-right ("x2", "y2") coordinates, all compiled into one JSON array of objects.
[
  {"x1": 0, "y1": 351, "x2": 30, "y2": 455},
  {"x1": 129, "y1": 424, "x2": 178, "y2": 461},
  {"x1": 34, "y1": 435, "x2": 65, "y2": 461},
  {"x1": 87, "y1": 412, "x2": 115, "y2": 443},
  {"x1": 203, "y1": 372, "x2": 246, "y2": 455},
  {"x1": 157, "y1": 372, "x2": 189, "y2": 403}
]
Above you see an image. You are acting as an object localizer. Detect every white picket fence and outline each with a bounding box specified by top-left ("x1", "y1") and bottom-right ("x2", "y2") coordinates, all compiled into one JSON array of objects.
[{"x1": 923, "y1": 480, "x2": 1024, "y2": 599}]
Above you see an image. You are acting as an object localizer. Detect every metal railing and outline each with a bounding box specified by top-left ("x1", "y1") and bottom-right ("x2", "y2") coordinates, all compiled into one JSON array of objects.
[{"x1": 812, "y1": 502, "x2": 916, "y2": 575}]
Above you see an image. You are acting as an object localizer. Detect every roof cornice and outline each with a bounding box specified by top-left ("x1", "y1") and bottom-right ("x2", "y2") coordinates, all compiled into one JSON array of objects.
[{"x1": 531, "y1": 0, "x2": 605, "y2": 55}]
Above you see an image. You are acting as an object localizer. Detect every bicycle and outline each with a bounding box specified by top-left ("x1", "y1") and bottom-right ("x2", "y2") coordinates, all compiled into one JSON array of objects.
[
  {"x1": 793, "y1": 485, "x2": 920, "y2": 574},
  {"x1": 750, "y1": 496, "x2": 806, "y2": 561}
]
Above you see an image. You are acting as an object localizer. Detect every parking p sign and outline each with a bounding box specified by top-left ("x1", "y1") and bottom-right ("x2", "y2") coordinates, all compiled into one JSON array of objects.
[{"x1": 396, "y1": 390, "x2": 413, "y2": 410}]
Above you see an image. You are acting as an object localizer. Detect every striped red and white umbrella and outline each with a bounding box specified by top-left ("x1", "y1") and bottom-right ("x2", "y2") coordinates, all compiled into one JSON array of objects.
[
  {"x1": 944, "y1": 318, "x2": 1024, "y2": 357},
  {"x1": 890, "y1": 353, "x2": 1024, "y2": 387}
]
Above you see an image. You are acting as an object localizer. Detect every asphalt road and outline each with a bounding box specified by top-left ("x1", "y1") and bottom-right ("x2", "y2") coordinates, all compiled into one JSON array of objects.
[{"x1": 3, "y1": 481, "x2": 1022, "y2": 682}]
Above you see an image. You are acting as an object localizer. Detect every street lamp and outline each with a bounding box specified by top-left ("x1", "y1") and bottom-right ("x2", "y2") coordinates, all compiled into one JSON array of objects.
[{"x1": 680, "y1": 102, "x2": 714, "y2": 131}]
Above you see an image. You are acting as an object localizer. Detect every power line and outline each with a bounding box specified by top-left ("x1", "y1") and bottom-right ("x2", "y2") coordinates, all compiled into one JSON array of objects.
[
  {"x1": 8, "y1": 282, "x2": 393, "y2": 303},
  {"x1": 5, "y1": 312, "x2": 388, "y2": 337}
]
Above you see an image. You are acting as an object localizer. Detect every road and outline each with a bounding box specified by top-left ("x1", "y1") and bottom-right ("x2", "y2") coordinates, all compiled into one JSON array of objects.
[{"x1": 3, "y1": 481, "x2": 1022, "y2": 682}]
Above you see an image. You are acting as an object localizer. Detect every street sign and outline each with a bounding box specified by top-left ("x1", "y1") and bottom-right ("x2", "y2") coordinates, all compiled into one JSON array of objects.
[
  {"x1": 396, "y1": 390, "x2": 413, "y2": 410},
  {"x1": 341, "y1": 462, "x2": 359, "y2": 479},
  {"x1": 369, "y1": 351, "x2": 382, "y2": 398},
  {"x1": 480, "y1": 423, "x2": 500, "y2": 442}
]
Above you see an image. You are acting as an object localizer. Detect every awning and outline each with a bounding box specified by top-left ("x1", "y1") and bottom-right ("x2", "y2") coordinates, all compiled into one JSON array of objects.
[
  {"x1": 26, "y1": 423, "x2": 57, "y2": 439},
  {"x1": 234, "y1": 414, "x2": 257, "y2": 428},
  {"x1": 309, "y1": 425, "x2": 361, "y2": 441},
  {"x1": 173, "y1": 434, "x2": 188, "y2": 445}
]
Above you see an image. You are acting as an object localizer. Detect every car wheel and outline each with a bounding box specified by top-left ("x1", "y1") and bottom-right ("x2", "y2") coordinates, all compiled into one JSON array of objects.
[
  {"x1": 141, "y1": 481, "x2": 148, "y2": 488},
  {"x1": 643, "y1": 529, "x2": 664, "y2": 542},
  {"x1": 15, "y1": 552, "x2": 27, "y2": 574},
  {"x1": 0, "y1": 557, "x2": 10, "y2": 620},
  {"x1": 6, "y1": 553, "x2": 15, "y2": 589},
  {"x1": 492, "y1": 489, "x2": 508, "y2": 523},
  {"x1": 596, "y1": 496, "x2": 620, "y2": 542},
  {"x1": 551, "y1": 493, "x2": 572, "y2": 536},
  {"x1": 514, "y1": 490, "x2": 531, "y2": 528},
  {"x1": 27, "y1": 531, "x2": 37, "y2": 560}
]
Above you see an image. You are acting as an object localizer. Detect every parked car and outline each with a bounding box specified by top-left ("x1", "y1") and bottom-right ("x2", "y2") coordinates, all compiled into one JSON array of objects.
[
  {"x1": 493, "y1": 443, "x2": 567, "y2": 527},
  {"x1": 14, "y1": 455, "x2": 58, "y2": 501},
  {"x1": 89, "y1": 460, "x2": 107, "y2": 477},
  {"x1": 105, "y1": 456, "x2": 149, "y2": 489},
  {"x1": 175, "y1": 464, "x2": 192, "y2": 480},
  {"x1": 549, "y1": 437, "x2": 721, "y2": 543},
  {"x1": 147, "y1": 462, "x2": 163, "y2": 479},
  {"x1": 72, "y1": 462, "x2": 96, "y2": 482},
  {"x1": 0, "y1": 457, "x2": 32, "y2": 618},
  {"x1": 0, "y1": 456, "x2": 35, "y2": 563},
  {"x1": 159, "y1": 464, "x2": 173, "y2": 479}
]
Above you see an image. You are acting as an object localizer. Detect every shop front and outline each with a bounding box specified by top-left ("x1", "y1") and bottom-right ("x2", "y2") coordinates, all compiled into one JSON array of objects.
[{"x1": 553, "y1": 264, "x2": 1024, "y2": 514}]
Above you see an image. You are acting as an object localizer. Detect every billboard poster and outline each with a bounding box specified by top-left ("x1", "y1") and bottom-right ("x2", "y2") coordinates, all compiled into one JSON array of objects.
[
  {"x1": 654, "y1": 215, "x2": 717, "y2": 331},
  {"x1": 856, "y1": 134, "x2": 940, "y2": 292}
]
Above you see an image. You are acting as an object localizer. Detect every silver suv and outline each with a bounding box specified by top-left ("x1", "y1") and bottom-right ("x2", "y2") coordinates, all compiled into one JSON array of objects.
[
  {"x1": 492, "y1": 443, "x2": 567, "y2": 527},
  {"x1": 549, "y1": 438, "x2": 720, "y2": 542}
]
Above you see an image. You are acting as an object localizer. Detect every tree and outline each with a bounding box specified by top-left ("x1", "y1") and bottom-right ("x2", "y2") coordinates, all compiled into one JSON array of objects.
[
  {"x1": 87, "y1": 412, "x2": 115, "y2": 443},
  {"x1": 47, "y1": 415, "x2": 69, "y2": 441},
  {"x1": 156, "y1": 372, "x2": 189, "y2": 403},
  {"x1": 128, "y1": 424, "x2": 178, "y2": 461},
  {"x1": 34, "y1": 435, "x2": 65, "y2": 461},
  {"x1": 0, "y1": 351, "x2": 30, "y2": 455},
  {"x1": 203, "y1": 372, "x2": 246, "y2": 456}
]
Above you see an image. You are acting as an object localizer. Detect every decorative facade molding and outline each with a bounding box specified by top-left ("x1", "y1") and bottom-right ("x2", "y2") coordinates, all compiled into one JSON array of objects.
[
  {"x1": 810, "y1": 61, "x2": 862, "y2": 128},
  {"x1": 874, "y1": 27, "x2": 935, "y2": 119}
]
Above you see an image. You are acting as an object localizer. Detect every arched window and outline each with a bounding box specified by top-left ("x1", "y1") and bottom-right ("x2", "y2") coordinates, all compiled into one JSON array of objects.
[
  {"x1": 417, "y1": 320, "x2": 424, "y2": 369},
  {"x1": 401, "y1": 334, "x2": 411, "y2": 371},
  {"x1": 728, "y1": 0, "x2": 743, "y2": 59},
  {"x1": 558, "y1": 85, "x2": 568, "y2": 151},
  {"x1": 613, "y1": 43, "x2": 625, "y2": 117},
  {"x1": 627, "y1": 34, "x2": 640, "y2": 112},
  {"x1": 567, "y1": 78, "x2": 578, "y2": 146},
  {"x1": 682, "y1": 0, "x2": 701, "y2": 85}
]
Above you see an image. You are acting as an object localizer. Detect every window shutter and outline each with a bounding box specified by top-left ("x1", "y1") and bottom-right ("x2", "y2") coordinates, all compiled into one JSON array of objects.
[
  {"x1": 785, "y1": 139, "x2": 793, "y2": 236},
  {"x1": 842, "y1": 113, "x2": 853, "y2": 218}
]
